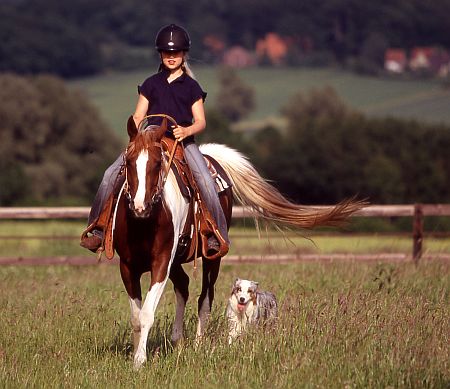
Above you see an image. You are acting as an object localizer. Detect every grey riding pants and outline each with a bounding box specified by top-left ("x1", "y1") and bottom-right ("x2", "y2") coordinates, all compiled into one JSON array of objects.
[
  {"x1": 88, "y1": 153, "x2": 125, "y2": 232},
  {"x1": 184, "y1": 142, "x2": 229, "y2": 244},
  {"x1": 87, "y1": 142, "x2": 229, "y2": 244}
]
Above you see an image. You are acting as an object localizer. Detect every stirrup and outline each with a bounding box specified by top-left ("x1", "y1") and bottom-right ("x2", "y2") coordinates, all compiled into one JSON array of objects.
[{"x1": 201, "y1": 230, "x2": 229, "y2": 260}]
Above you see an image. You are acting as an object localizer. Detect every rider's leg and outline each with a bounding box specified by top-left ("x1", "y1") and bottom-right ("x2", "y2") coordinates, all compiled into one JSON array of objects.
[
  {"x1": 183, "y1": 142, "x2": 229, "y2": 248},
  {"x1": 81, "y1": 153, "x2": 124, "y2": 250}
]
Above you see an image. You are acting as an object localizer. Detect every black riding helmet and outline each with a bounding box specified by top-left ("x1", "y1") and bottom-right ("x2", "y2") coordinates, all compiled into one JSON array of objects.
[{"x1": 155, "y1": 24, "x2": 191, "y2": 52}]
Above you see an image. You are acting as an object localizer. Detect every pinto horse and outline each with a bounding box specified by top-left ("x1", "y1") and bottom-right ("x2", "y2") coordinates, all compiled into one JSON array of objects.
[{"x1": 114, "y1": 116, "x2": 364, "y2": 369}]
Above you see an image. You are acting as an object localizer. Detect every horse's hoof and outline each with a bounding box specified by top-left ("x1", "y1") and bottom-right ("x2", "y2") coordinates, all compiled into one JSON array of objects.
[
  {"x1": 171, "y1": 338, "x2": 183, "y2": 348},
  {"x1": 133, "y1": 355, "x2": 147, "y2": 370}
]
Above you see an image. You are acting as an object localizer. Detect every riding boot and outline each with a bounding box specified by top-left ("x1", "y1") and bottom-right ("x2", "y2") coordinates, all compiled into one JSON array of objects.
[
  {"x1": 81, "y1": 153, "x2": 125, "y2": 253},
  {"x1": 80, "y1": 230, "x2": 103, "y2": 252}
]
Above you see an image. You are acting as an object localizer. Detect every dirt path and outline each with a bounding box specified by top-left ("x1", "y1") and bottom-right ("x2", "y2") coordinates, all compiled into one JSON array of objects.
[{"x1": 1, "y1": 253, "x2": 449, "y2": 266}]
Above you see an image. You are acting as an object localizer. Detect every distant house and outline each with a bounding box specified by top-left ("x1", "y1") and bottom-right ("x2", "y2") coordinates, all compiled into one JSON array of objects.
[
  {"x1": 256, "y1": 33, "x2": 288, "y2": 65},
  {"x1": 222, "y1": 46, "x2": 255, "y2": 68},
  {"x1": 384, "y1": 49, "x2": 407, "y2": 73},
  {"x1": 409, "y1": 46, "x2": 450, "y2": 75},
  {"x1": 203, "y1": 34, "x2": 226, "y2": 54},
  {"x1": 409, "y1": 47, "x2": 435, "y2": 71},
  {"x1": 385, "y1": 46, "x2": 450, "y2": 77}
]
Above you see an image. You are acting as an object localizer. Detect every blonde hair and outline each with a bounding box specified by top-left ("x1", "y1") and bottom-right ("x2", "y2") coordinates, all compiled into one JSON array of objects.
[{"x1": 182, "y1": 60, "x2": 195, "y2": 79}]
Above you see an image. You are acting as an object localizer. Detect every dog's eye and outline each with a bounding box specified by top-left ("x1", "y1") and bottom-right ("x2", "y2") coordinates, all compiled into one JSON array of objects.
[{"x1": 236, "y1": 287, "x2": 241, "y2": 292}]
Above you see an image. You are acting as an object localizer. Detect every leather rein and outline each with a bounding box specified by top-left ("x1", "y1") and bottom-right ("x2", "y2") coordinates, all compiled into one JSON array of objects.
[{"x1": 123, "y1": 114, "x2": 179, "y2": 211}]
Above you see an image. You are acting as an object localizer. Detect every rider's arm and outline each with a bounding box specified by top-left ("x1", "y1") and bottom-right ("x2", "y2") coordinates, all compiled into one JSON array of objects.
[
  {"x1": 173, "y1": 98, "x2": 206, "y2": 141},
  {"x1": 133, "y1": 94, "x2": 149, "y2": 129}
]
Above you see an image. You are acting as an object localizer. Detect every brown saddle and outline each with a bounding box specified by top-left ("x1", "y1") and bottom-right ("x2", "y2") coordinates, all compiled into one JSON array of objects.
[
  {"x1": 161, "y1": 136, "x2": 231, "y2": 261},
  {"x1": 81, "y1": 136, "x2": 231, "y2": 261}
]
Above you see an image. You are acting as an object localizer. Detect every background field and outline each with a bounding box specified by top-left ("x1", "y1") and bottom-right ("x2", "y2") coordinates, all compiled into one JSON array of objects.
[
  {"x1": 0, "y1": 261, "x2": 448, "y2": 388},
  {"x1": 0, "y1": 220, "x2": 449, "y2": 259},
  {"x1": 70, "y1": 67, "x2": 450, "y2": 139}
]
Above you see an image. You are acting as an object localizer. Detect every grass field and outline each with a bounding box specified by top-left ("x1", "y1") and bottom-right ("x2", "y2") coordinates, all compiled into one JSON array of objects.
[
  {"x1": 70, "y1": 66, "x2": 450, "y2": 138},
  {"x1": 0, "y1": 260, "x2": 448, "y2": 388}
]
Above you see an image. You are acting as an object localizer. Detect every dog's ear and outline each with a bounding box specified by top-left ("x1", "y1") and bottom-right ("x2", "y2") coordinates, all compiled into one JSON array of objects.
[
  {"x1": 250, "y1": 281, "x2": 259, "y2": 291},
  {"x1": 231, "y1": 278, "x2": 239, "y2": 294}
]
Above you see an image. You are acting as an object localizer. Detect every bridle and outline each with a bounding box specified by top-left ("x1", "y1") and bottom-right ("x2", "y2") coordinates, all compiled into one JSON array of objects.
[{"x1": 123, "y1": 114, "x2": 179, "y2": 215}]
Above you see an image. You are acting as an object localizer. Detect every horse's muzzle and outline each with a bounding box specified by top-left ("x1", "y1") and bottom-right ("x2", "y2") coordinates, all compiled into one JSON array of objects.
[{"x1": 128, "y1": 199, "x2": 151, "y2": 218}]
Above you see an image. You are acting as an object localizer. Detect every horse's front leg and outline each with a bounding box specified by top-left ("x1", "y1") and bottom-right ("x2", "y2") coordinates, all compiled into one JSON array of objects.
[
  {"x1": 169, "y1": 262, "x2": 190, "y2": 345},
  {"x1": 119, "y1": 261, "x2": 142, "y2": 356},
  {"x1": 133, "y1": 261, "x2": 171, "y2": 369},
  {"x1": 196, "y1": 258, "x2": 221, "y2": 343}
]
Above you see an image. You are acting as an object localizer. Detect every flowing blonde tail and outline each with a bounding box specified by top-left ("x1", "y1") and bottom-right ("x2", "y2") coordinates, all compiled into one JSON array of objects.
[{"x1": 199, "y1": 144, "x2": 367, "y2": 229}]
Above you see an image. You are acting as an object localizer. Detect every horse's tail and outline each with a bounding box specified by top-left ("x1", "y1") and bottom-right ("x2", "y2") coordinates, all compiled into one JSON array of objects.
[{"x1": 199, "y1": 143, "x2": 366, "y2": 229}]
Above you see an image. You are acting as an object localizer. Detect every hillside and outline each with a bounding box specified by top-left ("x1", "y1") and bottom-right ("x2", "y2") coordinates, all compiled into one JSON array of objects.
[{"x1": 70, "y1": 67, "x2": 450, "y2": 138}]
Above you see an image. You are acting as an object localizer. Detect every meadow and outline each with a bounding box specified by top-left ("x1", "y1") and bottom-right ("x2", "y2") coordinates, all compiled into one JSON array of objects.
[
  {"x1": 70, "y1": 66, "x2": 450, "y2": 138},
  {"x1": 0, "y1": 220, "x2": 449, "y2": 259},
  {"x1": 0, "y1": 260, "x2": 448, "y2": 388}
]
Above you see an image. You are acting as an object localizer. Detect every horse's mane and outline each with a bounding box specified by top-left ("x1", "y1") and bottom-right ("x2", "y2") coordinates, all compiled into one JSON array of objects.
[{"x1": 126, "y1": 128, "x2": 161, "y2": 159}]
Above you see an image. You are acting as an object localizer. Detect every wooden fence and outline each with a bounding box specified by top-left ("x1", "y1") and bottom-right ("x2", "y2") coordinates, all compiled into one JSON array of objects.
[{"x1": 0, "y1": 204, "x2": 449, "y2": 262}]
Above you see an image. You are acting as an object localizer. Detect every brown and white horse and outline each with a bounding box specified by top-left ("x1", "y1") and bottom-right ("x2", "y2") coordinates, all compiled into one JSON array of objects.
[{"x1": 114, "y1": 116, "x2": 364, "y2": 369}]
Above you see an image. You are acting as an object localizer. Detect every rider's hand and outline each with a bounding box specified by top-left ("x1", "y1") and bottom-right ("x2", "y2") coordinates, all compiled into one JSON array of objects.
[{"x1": 172, "y1": 125, "x2": 191, "y2": 142}]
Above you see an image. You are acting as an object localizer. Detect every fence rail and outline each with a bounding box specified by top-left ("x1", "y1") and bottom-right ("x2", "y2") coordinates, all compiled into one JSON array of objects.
[
  {"x1": 1, "y1": 204, "x2": 450, "y2": 219},
  {"x1": 0, "y1": 204, "x2": 449, "y2": 262}
]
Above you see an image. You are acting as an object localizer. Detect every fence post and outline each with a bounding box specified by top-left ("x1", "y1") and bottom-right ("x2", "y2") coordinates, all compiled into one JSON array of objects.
[{"x1": 412, "y1": 204, "x2": 423, "y2": 263}]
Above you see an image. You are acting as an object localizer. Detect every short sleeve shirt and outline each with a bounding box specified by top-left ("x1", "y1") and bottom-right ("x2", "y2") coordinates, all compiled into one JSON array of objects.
[{"x1": 138, "y1": 69, "x2": 207, "y2": 140}]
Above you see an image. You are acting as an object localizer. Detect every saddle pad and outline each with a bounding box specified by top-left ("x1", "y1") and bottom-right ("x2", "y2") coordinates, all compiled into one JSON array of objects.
[
  {"x1": 203, "y1": 154, "x2": 232, "y2": 193},
  {"x1": 170, "y1": 154, "x2": 232, "y2": 200}
]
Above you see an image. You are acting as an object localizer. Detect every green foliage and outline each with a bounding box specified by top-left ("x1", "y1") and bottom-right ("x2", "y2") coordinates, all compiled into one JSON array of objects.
[
  {"x1": 4, "y1": 0, "x2": 449, "y2": 76},
  {"x1": 215, "y1": 67, "x2": 255, "y2": 122},
  {"x1": 0, "y1": 3, "x2": 102, "y2": 77},
  {"x1": 197, "y1": 108, "x2": 247, "y2": 151},
  {"x1": 0, "y1": 74, "x2": 123, "y2": 205},
  {"x1": 248, "y1": 86, "x2": 450, "y2": 204},
  {"x1": 0, "y1": 157, "x2": 28, "y2": 205}
]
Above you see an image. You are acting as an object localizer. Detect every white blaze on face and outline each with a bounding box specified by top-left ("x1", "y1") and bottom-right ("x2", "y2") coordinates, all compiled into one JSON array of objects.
[{"x1": 134, "y1": 151, "x2": 148, "y2": 212}]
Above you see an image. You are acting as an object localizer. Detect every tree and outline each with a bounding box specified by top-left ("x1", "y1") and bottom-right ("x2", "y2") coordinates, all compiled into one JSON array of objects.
[
  {"x1": 267, "y1": 86, "x2": 450, "y2": 204},
  {"x1": 0, "y1": 74, "x2": 123, "y2": 205},
  {"x1": 214, "y1": 67, "x2": 255, "y2": 123},
  {"x1": 197, "y1": 108, "x2": 246, "y2": 150},
  {"x1": 0, "y1": 5, "x2": 101, "y2": 77}
]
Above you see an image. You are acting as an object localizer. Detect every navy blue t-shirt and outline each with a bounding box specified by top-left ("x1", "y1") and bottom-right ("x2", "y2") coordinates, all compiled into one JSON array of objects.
[{"x1": 138, "y1": 69, "x2": 207, "y2": 142}]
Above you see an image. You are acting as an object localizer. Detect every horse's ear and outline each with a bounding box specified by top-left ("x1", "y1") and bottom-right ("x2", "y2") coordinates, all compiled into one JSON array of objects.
[
  {"x1": 155, "y1": 117, "x2": 168, "y2": 139},
  {"x1": 127, "y1": 116, "x2": 138, "y2": 141},
  {"x1": 161, "y1": 117, "x2": 168, "y2": 131}
]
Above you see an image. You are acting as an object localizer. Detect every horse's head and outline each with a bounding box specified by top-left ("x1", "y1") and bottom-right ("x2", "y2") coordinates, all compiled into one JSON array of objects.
[{"x1": 123, "y1": 116, "x2": 167, "y2": 218}]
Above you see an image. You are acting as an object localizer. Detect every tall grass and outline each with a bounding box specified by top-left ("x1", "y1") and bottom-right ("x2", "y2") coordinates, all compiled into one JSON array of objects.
[{"x1": 0, "y1": 261, "x2": 448, "y2": 388}]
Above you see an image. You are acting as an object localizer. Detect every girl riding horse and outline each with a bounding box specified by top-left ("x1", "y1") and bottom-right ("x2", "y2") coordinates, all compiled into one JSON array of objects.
[{"x1": 81, "y1": 24, "x2": 229, "y2": 258}]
